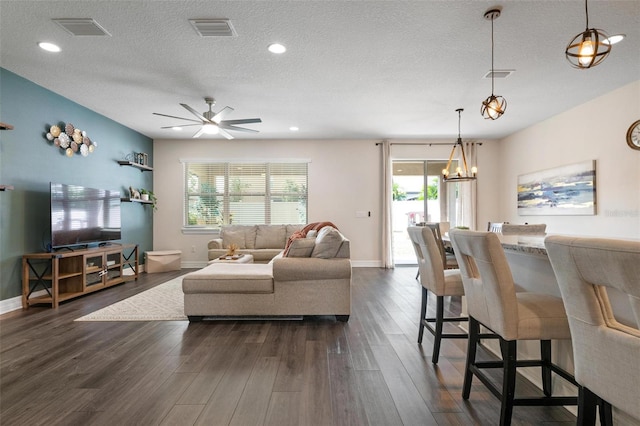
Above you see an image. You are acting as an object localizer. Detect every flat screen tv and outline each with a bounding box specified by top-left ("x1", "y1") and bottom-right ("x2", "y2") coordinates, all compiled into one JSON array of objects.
[{"x1": 50, "y1": 182, "x2": 122, "y2": 249}]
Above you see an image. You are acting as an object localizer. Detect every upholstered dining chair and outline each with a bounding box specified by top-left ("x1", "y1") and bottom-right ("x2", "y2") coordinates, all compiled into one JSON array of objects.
[
  {"x1": 487, "y1": 221, "x2": 507, "y2": 233},
  {"x1": 424, "y1": 222, "x2": 458, "y2": 270},
  {"x1": 448, "y1": 229, "x2": 577, "y2": 426},
  {"x1": 407, "y1": 226, "x2": 467, "y2": 364},
  {"x1": 545, "y1": 236, "x2": 640, "y2": 426}
]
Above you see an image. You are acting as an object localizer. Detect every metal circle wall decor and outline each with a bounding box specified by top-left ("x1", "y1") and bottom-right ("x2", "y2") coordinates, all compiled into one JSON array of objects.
[{"x1": 45, "y1": 122, "x2": 97, "y2": 157}]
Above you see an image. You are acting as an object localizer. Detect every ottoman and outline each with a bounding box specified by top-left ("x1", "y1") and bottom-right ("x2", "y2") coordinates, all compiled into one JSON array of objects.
[{"x1": 182, "y1": 263, "x2": 274, "y2": 321}]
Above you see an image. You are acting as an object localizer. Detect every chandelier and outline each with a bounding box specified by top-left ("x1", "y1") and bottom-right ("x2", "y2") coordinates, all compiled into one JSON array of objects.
[
  {"x1": 442, "y1": 108, "x2": 477, "y2": 182},
  {"x1": 565, "y1": 0, "x2": 611, "y2": 69},
  {"x1": 481, "y1": 8, "x2": 507, "y2": 120}
]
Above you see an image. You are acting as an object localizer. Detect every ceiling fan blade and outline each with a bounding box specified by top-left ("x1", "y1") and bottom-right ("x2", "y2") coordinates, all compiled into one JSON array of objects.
[
  {"x1": 192, "y1": 127, "x2": 206, "y2": 138},
  {"x1": 220, "y1": 118, "x2": 262, "y2": 125},
  {"x1": 160, "y1": 124, "x2": 202, "y2": 129},
  {"x1": 212, "y1": 106, "x2": 234, "y2": 124},
  {"x1": 180, "y1": 103, "x2": 210, "y2": 122},
  {"x1": 152, "y1": 112, "x2": 201, "y2": 123},
  {"x1": 218, "y1": 128, "x2": 234, "y2": 140},
  {"x1": 219, "y1": 123, "x2": 260, "y2": 133}
]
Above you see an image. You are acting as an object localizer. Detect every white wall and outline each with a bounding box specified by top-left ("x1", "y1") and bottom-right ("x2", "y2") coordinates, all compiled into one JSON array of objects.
[
  {"x1": 497, "y1": 80, "x2": 640, "y2": 238},
  {"x1": 153, "y1": 139, "x2": 382, "y2": 267}
]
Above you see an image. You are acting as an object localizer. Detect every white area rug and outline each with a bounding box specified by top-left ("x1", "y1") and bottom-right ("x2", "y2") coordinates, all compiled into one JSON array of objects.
[{"x1": 75, "y1": 275, "x2": 187, "y2": 321}]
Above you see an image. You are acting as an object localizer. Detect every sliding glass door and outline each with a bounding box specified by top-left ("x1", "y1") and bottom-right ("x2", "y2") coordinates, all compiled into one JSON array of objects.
[{"x1": 392, "y1": 160, "x2": 458, "y2": 264}]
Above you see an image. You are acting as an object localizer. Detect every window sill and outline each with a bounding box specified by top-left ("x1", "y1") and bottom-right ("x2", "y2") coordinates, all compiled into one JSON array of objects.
[{"x1": 182, "y1": 227, "x2": 220, "y2": 235}]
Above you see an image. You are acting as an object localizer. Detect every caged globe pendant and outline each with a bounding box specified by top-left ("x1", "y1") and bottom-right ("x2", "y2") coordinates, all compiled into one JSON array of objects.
[
  {"x1": 442, "y1": 109, "x2": 477, "y2": 183},
  {"x1": 481, "y1": 8, "x2": 507, "y2": 120},
  {"x1": 565, "y1": 0, "x2": 611, "y2": 69}
]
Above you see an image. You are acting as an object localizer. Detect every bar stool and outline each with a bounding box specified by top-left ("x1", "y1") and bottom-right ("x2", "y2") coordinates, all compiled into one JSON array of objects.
[
  {"x1": 448, "y1": 229, "x2": 577, "y2": 426},
  {"x1": 407, "y1": 226, "x2": 467, "y2": 364},
  {"x1": 545, "y1": 236, "x2": 640, "y2": 426}
]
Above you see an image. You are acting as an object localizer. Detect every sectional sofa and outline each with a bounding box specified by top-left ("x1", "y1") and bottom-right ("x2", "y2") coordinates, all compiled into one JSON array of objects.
[{"x1": 184, "y1": 225, "x2": 352, "y2": 321}]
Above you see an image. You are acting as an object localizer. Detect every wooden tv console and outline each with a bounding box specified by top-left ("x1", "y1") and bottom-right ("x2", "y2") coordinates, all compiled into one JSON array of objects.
[{"x1": 22, "y1": 244, "x2": 138, "y2": 308}]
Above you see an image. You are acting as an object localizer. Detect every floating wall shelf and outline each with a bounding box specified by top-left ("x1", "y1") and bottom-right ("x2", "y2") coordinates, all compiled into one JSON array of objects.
[
  {"x1": 121, "y1": 197, "x2": 153, "y2": 205},
  {"x1": 117, "y1": 160, "x2": 153, "y2": 172}
]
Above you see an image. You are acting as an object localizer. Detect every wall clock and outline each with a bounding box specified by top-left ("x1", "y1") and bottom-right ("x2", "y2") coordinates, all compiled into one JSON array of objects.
[{"x1": 627, "y1": 119, "x2": 640, "y2": 150}]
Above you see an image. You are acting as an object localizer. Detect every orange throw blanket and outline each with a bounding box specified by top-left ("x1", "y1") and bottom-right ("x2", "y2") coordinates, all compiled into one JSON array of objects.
[{"x1": 283, "y1": 221, "x2": 338, "y2": 256}]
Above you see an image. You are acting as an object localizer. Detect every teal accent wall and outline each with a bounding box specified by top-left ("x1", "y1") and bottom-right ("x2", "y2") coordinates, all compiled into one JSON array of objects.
[{"x1": 0, "y1": 68, "x2": 153, "y2": 301}]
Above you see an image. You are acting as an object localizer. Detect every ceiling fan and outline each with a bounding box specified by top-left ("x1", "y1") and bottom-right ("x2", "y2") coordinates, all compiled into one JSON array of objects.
[{"x1": 153, "y1": 97, "x2": 262, "y2": 139}]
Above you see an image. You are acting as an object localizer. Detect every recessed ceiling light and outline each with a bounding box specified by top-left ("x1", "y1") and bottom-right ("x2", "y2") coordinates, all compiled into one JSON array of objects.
[
  {"x1": 604, "y1": 34, "x2": 625, "y2": 45},
  {"x1": 289, "y1": 126, "x2": 299, "y2": 131},
  {"x1": 38, "y1": 42, "x2": 61, "y2": 52},
  {"x1": 268, "y1": 43, "x2": 286, "y2": 54},
  {"x1": 172, "y1": 126, "x2": 182, "y2": 131}
]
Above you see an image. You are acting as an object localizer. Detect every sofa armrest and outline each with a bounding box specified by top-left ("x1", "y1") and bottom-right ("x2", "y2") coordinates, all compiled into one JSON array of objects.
[
  {"x1": 272, "y1": 257, "x2": 351, "y2": 282},
  {"x1": 208, "y1": 239, "x2": 223, "y2": 250}
]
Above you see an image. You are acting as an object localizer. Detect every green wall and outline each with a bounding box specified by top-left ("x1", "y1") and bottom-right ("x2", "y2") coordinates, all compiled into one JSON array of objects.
[{"x1": 0, "y1": 68, "x2": 153, "y2": 301}]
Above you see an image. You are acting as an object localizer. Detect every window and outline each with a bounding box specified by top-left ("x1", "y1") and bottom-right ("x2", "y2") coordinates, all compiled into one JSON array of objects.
[{"x1": 184, "y1": 161, "x2": 308, "y2": 227}]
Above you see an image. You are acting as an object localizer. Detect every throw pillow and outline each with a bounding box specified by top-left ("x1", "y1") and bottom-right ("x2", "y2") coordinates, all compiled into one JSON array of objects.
[
  {"x1": 311, "y1": 226, "x2": 345, "y2": 259},
  {"x1": 222, "y1": 229, "x2": 246, "y2": 249},
  {"x1": 285, "y1": 238, "x2": 316, "y2": 257}
]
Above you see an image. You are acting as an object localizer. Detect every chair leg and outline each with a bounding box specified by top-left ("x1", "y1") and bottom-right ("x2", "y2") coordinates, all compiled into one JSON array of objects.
[
  {"x1": 462, "y1": 317, "x2": 480, "y2": 399},
  {"x1": 417, "y1": 287, "x2": 427, "y2": 344},
  {"x1": 499, "y1": 339, "x2": 517, "y2": 426},
  {"x1": 431, "y1": 295, "x2": 444, "y2": 364},
  {"x1": 599, "y1": 398, "x2": 613, "y2": 426},
  {"x1": 577, "y1": 386, "x2": 598, "y2": 426},
  {"x1": 540, "y1": 340, "x2": 552, "y2": 397},
  {"x1": 415, "y1": 269, "x2": 420, "y2": 280}
]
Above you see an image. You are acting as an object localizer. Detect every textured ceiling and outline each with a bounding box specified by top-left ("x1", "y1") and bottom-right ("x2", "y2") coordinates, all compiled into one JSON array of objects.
[{"x1": 1, "y1": 1, "x2": 638, "y2": 141}]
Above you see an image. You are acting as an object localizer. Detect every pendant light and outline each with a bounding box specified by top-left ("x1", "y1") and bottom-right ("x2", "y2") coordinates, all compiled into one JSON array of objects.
[
  {"x1": 442, "y1": 109, "x2": 477, "y2": 183},
  {"x1": 565, "y1": 0, "x2": 611, "y2": 69},
  {"x1": 481, "y1": 8, "x2": 507, "y2": 120}
]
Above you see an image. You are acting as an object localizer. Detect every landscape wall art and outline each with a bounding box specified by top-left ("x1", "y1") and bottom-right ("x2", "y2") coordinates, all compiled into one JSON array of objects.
[{"x1": 517, "y1": 160, "x2": 596, "y2": 216}]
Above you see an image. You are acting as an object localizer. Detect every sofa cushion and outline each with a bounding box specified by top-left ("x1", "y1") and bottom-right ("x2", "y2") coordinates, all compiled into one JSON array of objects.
[
  {"x1": 222, "y1": 229, "x2": 246, "y2": 249},
  {"x1": 311, "y1": 226, "x2": 346, "y2": 259},
  {"x1": 182, "y1": 263, "x2": 273, "y2": 294},
  {"x1": 221, "y1": 225, "x2": 257, "y2": 249},
  {"x1": 255, "y1": 225, "x2": 287, "y2": 249},
  {"x1": 286, "y1": 237, "x2": 316, "y2": 257},
  {"x1": 286, "y1": 224, "x2": 304, "y2": 238}
]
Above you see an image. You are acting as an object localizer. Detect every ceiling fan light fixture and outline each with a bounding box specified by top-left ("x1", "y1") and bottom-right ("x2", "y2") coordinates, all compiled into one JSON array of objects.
[
  {"x1": 202, "y1": 123, "x2": 219, "y2": 134},
  {"x1": 565, "y1": 0, "x2": 611, "y2": 69},
  {"x1": 481, "y1": 8, "x2": 506, "y2": 120}
]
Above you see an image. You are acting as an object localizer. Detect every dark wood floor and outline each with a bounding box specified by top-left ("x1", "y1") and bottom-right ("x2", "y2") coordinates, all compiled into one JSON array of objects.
[{"x1": 0, "y1": 267, "x2": 576, "y2": 425}]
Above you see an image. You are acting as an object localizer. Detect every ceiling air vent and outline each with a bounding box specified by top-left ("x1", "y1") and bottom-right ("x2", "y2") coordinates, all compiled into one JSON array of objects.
[
  {"x1": 52, "y1": 18, "x2": 111, "y2": 36},
  {"x1": 189, "y1": 19, "x2": 237, "y2": 37},
  {"x1": 483, "y1": 69, "x2": 515, "y2": 79}
]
